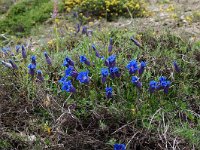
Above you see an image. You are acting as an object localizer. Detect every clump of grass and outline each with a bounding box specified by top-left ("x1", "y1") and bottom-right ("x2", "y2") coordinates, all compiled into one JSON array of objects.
[{"x1": 0, "y1": 0, "x2": 64, "y2": 36}]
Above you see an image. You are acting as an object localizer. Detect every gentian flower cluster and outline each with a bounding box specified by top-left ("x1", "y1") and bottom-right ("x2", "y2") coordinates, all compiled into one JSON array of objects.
[
  {"x1": 127, "y1": 60, "x2": 146, "y2": 75},
  {"x1": 149, "y1": 76, "x2": 171, "y2": 94},
  {"x1": 105, "y1": 55, "x2": 116, "y2": 68},
  {"x1": 59, "y1": 57, "x2": 78, "y2": 93},
  {"x1": 110, "y1": 67, "x2": 120, "y2": 79}
]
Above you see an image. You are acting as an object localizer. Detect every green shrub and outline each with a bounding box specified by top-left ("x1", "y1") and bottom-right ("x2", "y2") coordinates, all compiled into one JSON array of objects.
[
  {"x1": 0, "y1": 0, "x2": 64, "y2": 36},
  {"x1": 64, "y1": 0, "x2": 149, "y2": 21}
]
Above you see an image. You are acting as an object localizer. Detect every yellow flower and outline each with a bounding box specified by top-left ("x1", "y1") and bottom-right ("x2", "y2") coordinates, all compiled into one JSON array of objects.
[
  {"x1": 185, "y1": 16, "x2": 193, "y2": 23},
  {"x1": 135, "y1": 3, "x2": 140, "y2": 9},
  {"x1": 67, "y1": 7, "x2": 71, "y2": 12},
  {"x1": 48, "y1": 40, "x2": 54, "y2": 45},
  {"x1": 89, "y1": 21, "x2": 94, "y2": 26},
  {"x1": 55, "y1": 18, "x2": 60, "y2": 24}
]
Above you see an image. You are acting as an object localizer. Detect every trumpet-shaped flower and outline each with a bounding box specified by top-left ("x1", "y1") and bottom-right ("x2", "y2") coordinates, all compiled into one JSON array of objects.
[
  {"x1": 44, "y1": 52, "x2": 52, "y2": 65},
  {"x1": 28, "y1": 63, "x2": 36, "y2": 77},
  {"x1": 37, "y1": 70, "x2": 44, "y2": 82},
  {"x1": 82, "y1": 26, "x2": 88, "y2": 35},
  {"x1": 101, "y1": 68, "x2": 109, "y2": 83},
  {"x1": 63, "y1": 57, "x2": 74, "y2": 67},
  {"x1": 130, "y1": 36, "x2": 142, "y2": 48},
  {"x1": 9, "y1": 60, "x2": 18, "y2": 70},
  {"x1": 105, "y1": 87, "x2": 112, "y2": 98},
  {"x1": 16, "y1": 45, "x2": 21, "y2": 53},
  {"x1": 108, "y1": 38, "x2": 113, "y2": 53},
  {"x1": 110, "y1": 67, "x2": 120, "y2": 78},
  {"x1": 77, "y1": 70, "x2": 90, "y2": 84},
  {"x1": 31, "y1": 55, "x2": 36, "y2": 65},
  {"x1": 131, "y1": 76, "x2": 142, "y2": 88},
  {"x1": 105, "y1": 55, "x2": 116, "y2": 68},
  {"x1": 62, "y1": 80, "x2": 76, "y2": 93},
  {"x1": 80, "y1": 55, "x2": 90, "y2": 66},
  {"x1": 21, "y1": 45, "x2": 27, "y2": 59},
  {"x1": 138, "y1": 61, "x2": 146, "y2": 75},
  {"x1": 173, "y1": 61, "x2": 181, "y2": 73},
  {"x1": 157, "y1": 76, "x2": 171, "y2": 94},
  {"x1": 65, "y1": 66, "x2": 78, "y2": 78},
  {"x1": 127, "y1": 60, "x2": 138, "y2": 74},
  {"x1": 149, "y1": 80, "x2": 157, "y2": 93}
]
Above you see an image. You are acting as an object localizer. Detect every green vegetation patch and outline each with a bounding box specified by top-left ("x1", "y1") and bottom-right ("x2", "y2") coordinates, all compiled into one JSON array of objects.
[{"x1": 0, "y1": 0, "x2": 64, "y2": 36}]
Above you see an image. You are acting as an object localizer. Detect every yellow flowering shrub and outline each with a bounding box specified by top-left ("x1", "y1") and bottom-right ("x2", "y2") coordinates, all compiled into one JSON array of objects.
[{"x1": 64, "y1": 0, "x2": 148, "y2": 21}]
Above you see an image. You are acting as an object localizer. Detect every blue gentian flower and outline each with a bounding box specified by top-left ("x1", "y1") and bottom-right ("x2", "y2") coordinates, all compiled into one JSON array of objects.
[
  {"x1": 16, "y1": 45, "x2": 21, "y2": 53},
  {"x1": 92, "y1": 44, "x2": 103, "y2": 59},
  {"x1": 87, "y1": 30, "x2": 93, "y2": 36},
  {"x1": 37, "y1": 70, "x2": 44, "y2": 82},
  {"x1": 1, "y1": 47, "x2": 10, "y2": 54},
  {"x1": 76, "y1": 23, "x2": 80, "y2": 33},
  {"x1": 44, "y1": 52, "x2": 52, "y2": 65},
  {"x1": 127, "y1": 60, "x2": 138, "y2": 74},
  {"x1": 101, "y1": 68, "x2": 109, "y2": 83},
  {"x1": 77, "y1": 70, "x2": 90, "y2": 84},
  {"x1": 82, "y1": 26, "x2": 88, "y2": 35},
  {"x1": 138, "y1": 61, "x2": 146, "y2": 75},
  {"x1": 21, "y1": 45, "x2": 27, "y2": 59},
  {"x1": 65, "y1": 66, "x2": 78, "y2": 78},
  {"x1": 9, "y1": 60, "x2": 18, "y2": 70},
  {"x1": 149, "y1": 80, "x2": 157, "y2": 93},
  {"x1": 105, "y1": 87, "x2": 112, "y2": 99},
  {"x1": 80, "y1": 55, "x2": 90, "y2": 66},
  {"x1": 110, "y1": 67, "x2": 120, "y2": 78},
  {"x1": 62, "y1": 80, "x2": 76, "y2": 93},
  {"x1": 108, "y1": 38, "x2": 113, "y2": 53},
  {"x1": 105, "y1": 55, "x2": 116, "y2": 68},
  {"x1": 31, "y1": 55, "x2": 36, "y2": 65},
  {"x1": 130, "y1": 36, "x2": 142, "y2": 48},
  {"x1": 131, "y1": 76, "x2": 142, "y2": 88},
  {"x1": 63, "y1": 57, "x2": 74, "y2": 67},
  {"x1": 173, "y1": 61, "x2": 181, "y2": 73},
  {"x1": 157, "y1": 76, "x2": 171, "y2": 94},
  {"x1": 114, "y1": 144, "x2": 126, "y2": 150},
  {"x1": 28, "y1": 64, "x2": 36, "y2": 77},
  {"x1": 59, "y1": 76, "x2": 67, "y2": 84}
]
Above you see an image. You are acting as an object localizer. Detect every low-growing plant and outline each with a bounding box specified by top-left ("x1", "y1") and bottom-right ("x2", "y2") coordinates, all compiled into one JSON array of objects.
[
  {"x1": 64, "y1": 0, "x2": 149, "y2": 21},
  {"x1": 1, "y1": 21, "x2": 200, "y2": 149},
  {"x1": 0, "y1": 0, "x2": 64, "y2": 36}
]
